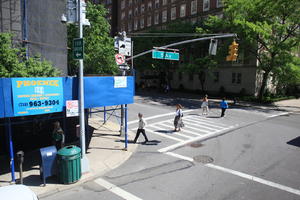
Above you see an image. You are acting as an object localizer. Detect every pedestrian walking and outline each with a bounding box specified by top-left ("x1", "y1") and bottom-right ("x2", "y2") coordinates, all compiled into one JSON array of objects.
[
  {"x1": 133, "y1": 113, "x2": 149, "y2": 143},
  {"x1": 220, "y1": 97, "x2": 229, "y2": 117},
  {"x1": 201, "y1": 94, "x2": 209, "y2": 115},
  {"x1": 52, "y1": 121, "x2": 65, "y2": 150},
  {"x1": 174, "y1": 104, "x2": 184, "y2": 132}
]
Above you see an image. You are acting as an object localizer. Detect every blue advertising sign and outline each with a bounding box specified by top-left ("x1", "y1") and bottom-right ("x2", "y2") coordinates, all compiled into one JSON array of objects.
[{"x1": 12, "y1": 78, "x2": 64, "y2": 116}]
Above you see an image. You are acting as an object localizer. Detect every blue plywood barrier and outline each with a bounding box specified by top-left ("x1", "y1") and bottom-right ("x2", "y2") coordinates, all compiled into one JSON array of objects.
[{"x1": 0, "y1": 76, "x2": 134, "y2": 118}]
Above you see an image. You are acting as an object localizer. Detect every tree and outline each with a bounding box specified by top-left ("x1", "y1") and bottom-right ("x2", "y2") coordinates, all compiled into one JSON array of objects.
[
  {"x1": 67, "y1": 2, "x2": 118, "y2": 75},
  {"x1": 0, "y1": 33, "x2": 60, "y2": 77},
  {"x1": 204, "y1": 0, "x2": 300, "y2": 100}
]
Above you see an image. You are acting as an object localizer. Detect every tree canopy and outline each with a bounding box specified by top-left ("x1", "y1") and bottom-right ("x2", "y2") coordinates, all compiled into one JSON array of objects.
[
  {"x1": 67, "y1": 2, "x2": 118, "y2": 75},
  {"x1": 0, "y1": 33, "x2": 60, "y2": 77},
  {"x1": 204, "y1": 0, "x2": 300, "y2": 99}
]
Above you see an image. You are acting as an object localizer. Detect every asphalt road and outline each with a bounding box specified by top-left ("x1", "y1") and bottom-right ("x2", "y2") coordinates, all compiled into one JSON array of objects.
[{"x1": 42, "y1": 93, "x2": 300, "y2": 200}]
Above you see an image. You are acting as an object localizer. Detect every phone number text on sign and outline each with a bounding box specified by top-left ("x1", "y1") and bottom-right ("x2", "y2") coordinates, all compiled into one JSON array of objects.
[{"x1": 12, "y1": 78, "x2": 64, "y2": 116}]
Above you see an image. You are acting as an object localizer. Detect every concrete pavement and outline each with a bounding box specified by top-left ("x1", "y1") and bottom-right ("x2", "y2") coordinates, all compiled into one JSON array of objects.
[{"x1": 0, "y1": 116, "x2": 138, "y2": 198}]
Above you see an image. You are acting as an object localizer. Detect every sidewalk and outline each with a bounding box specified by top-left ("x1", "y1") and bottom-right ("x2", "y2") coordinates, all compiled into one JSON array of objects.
[{"x1": 0, "y1": 117, "x2": 138, "y2": 198}]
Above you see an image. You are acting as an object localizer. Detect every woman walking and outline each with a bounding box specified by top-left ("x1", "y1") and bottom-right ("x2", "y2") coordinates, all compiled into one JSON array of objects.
[
  {"x1": 174, "y1": 104, "x2": 183, "y2": 132},
  {"x1": 201, "y1": 95, "x2": 209, "y2": 115}
]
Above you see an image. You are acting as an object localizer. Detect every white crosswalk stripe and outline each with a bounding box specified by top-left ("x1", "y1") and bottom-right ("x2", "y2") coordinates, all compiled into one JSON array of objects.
[{"x1": 141, "y1": 114, "x2": 238, "y2": 143}]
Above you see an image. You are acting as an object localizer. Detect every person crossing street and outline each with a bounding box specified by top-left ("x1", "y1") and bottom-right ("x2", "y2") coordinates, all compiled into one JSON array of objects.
[{"x1": 133, "y1": 113, "x2": 149, "y2": 144}]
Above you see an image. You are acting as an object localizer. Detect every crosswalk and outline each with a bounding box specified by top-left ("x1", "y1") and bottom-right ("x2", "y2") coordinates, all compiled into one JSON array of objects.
[{"x1": 139, "y1": 115, "x2": 238, "y2": 143}]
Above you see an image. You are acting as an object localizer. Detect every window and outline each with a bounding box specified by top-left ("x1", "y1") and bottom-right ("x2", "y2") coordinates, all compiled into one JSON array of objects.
[
  {"x1": 148, "y1": 2, "x2": 152, "y2": 10},
  {"x1": 121, "y1": 0, "x2": 125, "y2": 10},
  {"x1": 128, "y1": 10, "x2": 132, "y2": 19},
  {"x1": 180, "y1": 4, "x2": 186, "y2": 17},
  {"x1": 134, "y1": 19, "x2": 138, "y2": 30},
  {"x1": 163, "y1": 0, "x2": 168, "y2": 6},
  {"x1": 189, "y1": 73, "x2": 194, "y2": 81},
  {"x1": 129, "y1": 0, "x2": 132, "y2": 7},
  {"x1": 232, "y1": 73, "x2": 236, "y2": 83},
  {"x1": 162, "y1": 10, "x2": 167, "y2": 22},
  {"x1": 217, "y1": 0, "x2": 223, "y2": 8},
  {"x1": 232, "y1": 73, "x2": 241, "y2": 84},
  {"x1": 121, "y1": 12, "x2": 125, "y2": 20},
  {"x1": 191, "y1": 0, "x2": 197, "y2": 15},
  {"x1": 213, "y1": 72, "x2": 219, "y2": 83},
  {"x1": 140, "y1": 17, "x2": 144, "y2": 29},
  {"x1": 141, "y1": 4, "x2": 145, "y2": 14},
  {"x1": 134, "y1": 7, "x2": 138, "y2": 16},
  {"x1": 203, "y1": 0, "x2": 210, "y2": 11},
  {"x1": 171, "y1": 0, "x2": 176, "y2": 3},
  {"x1": 155, "y1": 0, "x2": 160, "y2": 8},
  {"x1": 237, "y1": 73, "x2": 242, "y2": 84},
  {"x1": 171, "y1": 7, "x2": 176, "y2": 20},
  {"x1": 191, "y1": 18, "x2": 197, "y2": 24},
  {"x1": 147, "y1": 15, "x2": 152, "y2": 27},
  {"x1": 178, "y1": 72, "x2": 182, "y2": 81},
  {"x1": 154, "y1": 12, "x2": 159, "y2": 25},
  {"x1": 128, "y1": 22, "x2": 132, "y2": 32}
]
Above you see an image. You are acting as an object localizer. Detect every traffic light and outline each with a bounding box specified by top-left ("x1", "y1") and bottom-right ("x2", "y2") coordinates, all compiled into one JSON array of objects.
[{"x1": 226, "y1": 41, "x2": 239, "y2": 61}]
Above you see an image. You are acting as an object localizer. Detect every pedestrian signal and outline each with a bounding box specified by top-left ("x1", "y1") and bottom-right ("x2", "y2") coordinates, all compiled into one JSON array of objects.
[{"x1": 226, "y1": 41, "x2": 239, "y2": 61}]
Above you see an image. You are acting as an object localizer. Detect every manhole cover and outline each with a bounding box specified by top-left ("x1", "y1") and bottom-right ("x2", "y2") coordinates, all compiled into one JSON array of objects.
[
  {"x1": 189, "y1": 141, "x2": 203, "y2": 148},
  {"x1": 193, "y1": 155, "x2": 214, "y2": 164}
]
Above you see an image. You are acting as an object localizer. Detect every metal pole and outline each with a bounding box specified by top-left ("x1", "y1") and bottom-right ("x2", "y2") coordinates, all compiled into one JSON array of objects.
[
  {"x1": 124, "y1": 104, "x2": 128, "y2": 150},
  {"x1": 78, "y1": 0, "x2": 89, "y2": 173},
  {"x1": 120, "y1": 104, "x2": 124, "y2": 136},
  {"x1": 131, "y1": 41, "x2": 134, "y2": 75},
  {"x1": 7, "y1": 118, "x2": 15, "y2": 183},
  {"x1": 104, "y1": 106, "x2": 106, "y2": 124},
  {"x1": 126, "y1": 33, "x2": 237, "y2": 61}
]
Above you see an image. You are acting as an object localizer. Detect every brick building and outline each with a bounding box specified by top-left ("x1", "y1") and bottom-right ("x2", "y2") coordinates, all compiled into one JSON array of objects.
[{"x1": 99, "y1": 0, "x2": 266, "y2": 96}]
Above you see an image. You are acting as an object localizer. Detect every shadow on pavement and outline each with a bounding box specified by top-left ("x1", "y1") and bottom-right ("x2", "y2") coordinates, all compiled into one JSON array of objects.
[{"x1": 287, "y1": 136, "x2": 300, "y2": 148}]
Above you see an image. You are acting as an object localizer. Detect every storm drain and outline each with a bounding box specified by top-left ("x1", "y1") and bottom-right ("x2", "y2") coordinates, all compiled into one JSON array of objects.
[
  {"x1": 189, "y1": 141, "x2": 203, "y2": 148},
  {"x1": 193, "y1": 155, "x2": 214, "y2": 164}
]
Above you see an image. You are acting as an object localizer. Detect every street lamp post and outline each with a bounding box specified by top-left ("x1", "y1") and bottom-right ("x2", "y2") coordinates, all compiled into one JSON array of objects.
[{"x1": 78, "y1": 0, "x2": 89, "y2": 173}]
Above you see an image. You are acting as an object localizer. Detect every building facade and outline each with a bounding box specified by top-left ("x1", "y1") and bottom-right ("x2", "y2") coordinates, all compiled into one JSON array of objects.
[
  {"x1": 0, "y1": 0, "x2": 68, "y2": 76},
  {"x1": 101, "y1": 0, "x2": 263, "y2": 96}
]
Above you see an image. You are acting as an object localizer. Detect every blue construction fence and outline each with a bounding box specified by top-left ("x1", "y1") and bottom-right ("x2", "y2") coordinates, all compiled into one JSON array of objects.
[{"x1": 0, "y1": 76, "x2": 134, "y2": 118}]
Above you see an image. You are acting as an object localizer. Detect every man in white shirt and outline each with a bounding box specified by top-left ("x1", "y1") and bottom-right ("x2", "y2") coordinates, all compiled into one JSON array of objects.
[{"x1": 133, "y1": 113, "x2": 149, "y2": 143}]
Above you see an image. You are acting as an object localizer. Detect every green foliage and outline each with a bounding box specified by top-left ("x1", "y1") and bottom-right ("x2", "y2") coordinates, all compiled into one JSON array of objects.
[
  {"x1": 0, "y1": 33, "x2": 60, "y2": 77},
  {"x1": 204, "y1": 0, "x2": 300, "y2": 99},
  {"x1": 68, "y1": 3, "x2": 118, "y2": 75}
]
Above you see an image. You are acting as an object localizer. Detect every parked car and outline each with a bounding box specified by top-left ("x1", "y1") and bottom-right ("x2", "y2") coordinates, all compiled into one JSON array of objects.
[{"x1": 0, "y1": 185, "x2": 38, "y2": 200}]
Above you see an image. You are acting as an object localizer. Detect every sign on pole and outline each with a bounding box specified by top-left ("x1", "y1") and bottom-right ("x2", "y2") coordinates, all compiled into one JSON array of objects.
[
  {"x1": 73, "y1": 38, "x2": 84, "y2": 59},
  {"x1": 152, "y1": 50, "x2": 180, "y2": 61},
  {"x1": 66, "y1": 100, "x2": 79, "y2": 117},
  {"x1": 115, "y1": 53, "x2": 125, "y2": 65},
  {"x1": 118, "y1": 37, "x2": 131, "y2": 56}
]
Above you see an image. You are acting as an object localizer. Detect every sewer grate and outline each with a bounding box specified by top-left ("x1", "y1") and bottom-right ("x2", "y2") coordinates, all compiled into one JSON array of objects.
[
  {"x1": 193, "y1": 155, "x2": 214, "y2": 164},
  {"x1": 189, "y1": 141, "x2": 203, "y2": 148}
]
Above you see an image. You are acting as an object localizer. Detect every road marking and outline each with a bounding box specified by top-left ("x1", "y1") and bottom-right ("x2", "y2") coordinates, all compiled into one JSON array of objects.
[
  {"x1": 164, "y1": 152, "x2": 300, "y2": 196},
  {"x1": 184, "y1": 118, "x2": 228, "y2": 129},
  {"x1": 158, "y1": 123, "x2": 205, "y2": 136},
  {"x1": 158, "y1": 125, "x2": 236, "y2": 153},
  {"x1": 267, "y1": 112, "x2": 290, "y2": 118},
  {"x1": 150, "y1": 125, "x2": 193, "y2": 139},
  {"x1": 183, "y1": 121, "x2": 218, "y2": 131},
  {"x1": 146, "y1": 129, "x2": 184, "y2": 142},
  {"x1": 185, "y1": 115, "x2": 229, "y2": 127},
  {"x1": 205, "y1": 163, "x2": 300, "y2": 196},
  {"x1": 94, "y1": 178, "x2": 143, "y2": 200},
  {"x1": 127, "y1": 109, "x2": 196, "y2": 125},
  {"x1": 165, "y1": 152, "x2": 194, "y2": 162}
]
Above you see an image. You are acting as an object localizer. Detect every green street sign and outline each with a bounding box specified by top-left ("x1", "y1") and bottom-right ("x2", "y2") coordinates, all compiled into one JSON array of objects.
[
  {"x1": 152, "y1": 50, "x2": 179, "y2": 61},
  {"x1": 73, "y1": 38, "x2": 84, "y2": 60}
]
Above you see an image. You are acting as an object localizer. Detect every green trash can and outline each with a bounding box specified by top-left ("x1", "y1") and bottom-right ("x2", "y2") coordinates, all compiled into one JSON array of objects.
[{"x1": 57, "y1": 145, "x2": 81, "y2": 184}]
